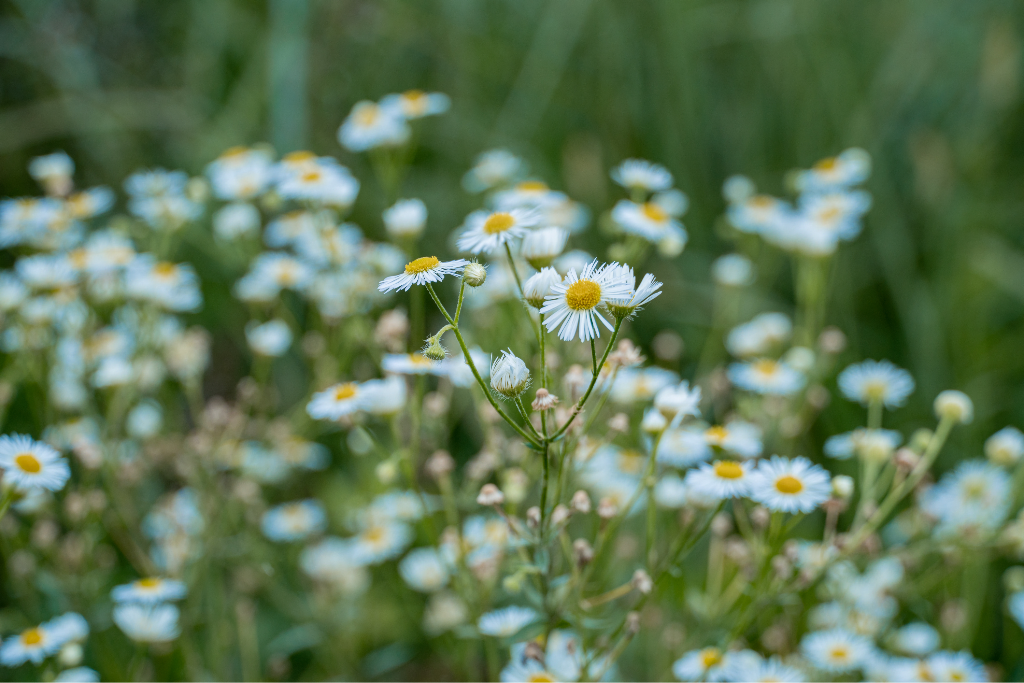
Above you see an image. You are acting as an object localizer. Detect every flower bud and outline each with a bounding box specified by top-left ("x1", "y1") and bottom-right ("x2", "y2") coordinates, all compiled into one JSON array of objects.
[
  {"x1": 425, "y1": 450, "x2": 455, "y2": 480},
  {"x1": 476, "y1": 483, "x2": 505, "y2": 506},
  {"x1": 383, "y1": 198, "x2": 427, "y2": 240},
  {"x1": 987, "y1": 427, "x2": 1024, "y2": 467},
  {"x1": 490, "y1": 350, "x2": 531, "y2": 399},
  {"x1": 376, "y1": 460, "x2": 399, "y2": 484},
  {"x1": 532, "y1": 388, "x2": 559, "y2": 411},
  {"x1": 934, "y1": 390, "x2": 973, "y2": 424},
  {"x1": 608, "y1": 413, "x2": 630, "y2": 432},
  {"x1": 571, "y1": 490, "x2": 592, "y2": 514},
  {"x1": 711, "y1": 513, "x2": 733, "y2": 537},
  {"x1": 625, "y1": 611, "x2": 642, "y2": 635},
  {"x1": 526, "y1": 506, "x2": 541, "y2": 528},
  {"x1": 641, "y1": 408, "x2": 667, "y2": 434},
  {"x1": 910, "y1": 429, "x2": 933, "y2": 452},
  {"x1": 631, "y1": 569, "x2": 653, "y2": 594},
  {"x1": 463, "y1": 263, "x2": 487, "y2": 287},
  {"x1": 520, "y1": 227, "x2": 568, "y2": 270},
  {"x1": 597, "y1": 497, "x2": 618, "y2": 519},
  {"x1": 573, "y1": 538, "x2": 594, "y2": 566},
  {"x1": 832, "y1": 475, "x2": 854, "y2": 500},
  {"x1": 522, "y1": 267, "x2": 562, "y2": 308},
  {"x1": 551, "y1": 505, "x2": 570, "y2": 526},
  {"x1": 423, "y1": 336, "x2": 448, "y2": 361}
]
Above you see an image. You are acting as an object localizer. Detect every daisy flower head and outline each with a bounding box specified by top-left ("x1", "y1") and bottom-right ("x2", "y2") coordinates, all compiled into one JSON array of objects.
[
  {"x1": 603, "y1": 264, "x2": 663, "y2": 320},
  {"x1": 522, "y1": 267, "x2": 562, "y2": 308},
  {"x1": 672, "y1": 647, "x2": 725, "y2": 682},
  {"x1": 519, "y1": 226, "x2": 568, "y2": 269},
  {"x1": 712, "y1": 253, "x2": 755, "y2": 287},
  {"x1": 794, "y1": 148, "x2": 871, "y2": 192},
  {"x1": 986, "y1": 426, "x2": 1024, "y2": 466},
  {"x1": 685, "y1": 459, "x2": 755, "y2": 500},
  {"x1": 728, "y1": 358, "x2": 805, "y2": 396},
  {"x1": 801, "y1": 628, "x2": 874, "y2": 673},
  {"x1": 462, "y1": 149, "x2": 525, "y2": 194},
  {"x1": 382, "y1": 198, "x2": 427, "y2": 240},
  {"x1": 306, "y1": 381, "x2": 363, "y2": 420},
  {"x1": 0, "y1": 434, "x2": 70, "y2": 491},
  {"x1": 378, "y1": 256, "x2": 469, "y2": 293},
  {"x1": 245, "y1": 319, "x2": 292, "y2": 357},
  {"x1": 726, "y1": 313, "x2": 792, "y2": 358},
  {"x1": 351, "y1": 520, "x2": 413, "y2": 564},
  {"x1": 653, "y1": 381, "x2": 702, "y2": 421},
  {"x1": 111, "y1": 577, "x2": 187, "y2": 605},
  {"x1": 113, "y1": 603, "x2": 180, "y2": 643},
  {"x1": 610, "y1": 199, "x2": 687, "y2": 246},
  {"x1": 920, "y1": 460, "x2": 1010, "y2": 534},
  {"x1": 382, "y1": 352, "x2": 439, "y2": 376},
  {"x1": 921, "y1": 650, "x2": 987, "y2": 682},
  {"x1": 261, "y1": 499, "x2": 327, "y2": 542},
  {"x1": 654, "y1": 473, "x2": 689, "y2": 508},
  {"x1": 539, "y1": 259, "x2": 633, "y2": 342},
  {"x1": 205, "y1": 146, "x2": 274, "y2": 201},
  {"x1": 0, "y1": 622, "x2": 63, "y2": 666},
  {"x1": 490, "y1": 349, "x2": 531, "y2": 399},
  {"x1": 456, "y1": 209, "x2": 538, "y2": 255},
  {"x1": 29, "y1": 151, "x2": 74, "y2": 191},
  {"x1": 477, "y1": 606, "x2": 538, "y2": 638},
  {"x1": 300, "y1": 538, "x2": 371, "y2": 595},
  {"x1": 727, "y1": 193, "x2": 791, "y2": 235},
  {"x1": 749, "y1": 456, "x2": 832, "y2": 513},
  {"x1": 890, "y1": 622, "x2": 940, "y2": 657},
  {"x1": 213, "y1": 202, "x2": 261, "y2": 240},
  {"x1": 610, "y1": 159, "x2": 673, "y2": 193},
  {"x1": 338, "y1": 100, "x2": 410, "y2": 152},
  {"x1": 55, "y1": 668, "x2": 99, "y2": 682},
  {"x1": 398, "y1": 547, "x2": 451, "y2": 592},
  {"x1": 360, "y1": 376, "x2": 408, "y2": 416},
  {"x1": 704, "y1": 421, "x2": 764, "y2": 459},
  {"x1": 380, "y1": 89, "x2": 450, "y2": 119},
  {"x1": 837, "y1": 360, "x2": 915, "y2": 408},
  {"x1": 934, "y1": 390, "x2": 973, "y2": 424}
]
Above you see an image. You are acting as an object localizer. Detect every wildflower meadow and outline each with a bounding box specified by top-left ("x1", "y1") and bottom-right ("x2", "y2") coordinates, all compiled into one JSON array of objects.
[{"x1": 1, "y1": 2, "x2": 1024, "y2": 681}]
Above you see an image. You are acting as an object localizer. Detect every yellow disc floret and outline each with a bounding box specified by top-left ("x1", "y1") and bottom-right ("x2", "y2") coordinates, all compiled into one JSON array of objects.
[
  {"x1": 482, "y1": 212, "x2": 516, "y2": 234},
  {"x1": 713, "y1": 461, "x2": 744, "y2": 479},
  {"x1": 565, "y1": 279, "x2": 602, "y2": 311},
  {"x1": 15, "y1": 453, "x2": 41, "y2": 474},
  {"x1": 775, "y1": 475, "x2": 804, "y2": 494},
  {"x1": 21, "y1": 628, "x2": 43, "y2": 646},
  {"x1": 405, "y1": 256, "x2": 440, "y2": 274},
  {"x1": 333, "y1": 383, "x2": 358, "y2": 401},
  {"x1": 642, "y1": 202, "x2": 668, "y2": 222}
]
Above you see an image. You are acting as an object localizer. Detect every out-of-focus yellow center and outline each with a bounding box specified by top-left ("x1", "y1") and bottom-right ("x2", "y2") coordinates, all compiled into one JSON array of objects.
[
  {"x1": 333, "y1": 383, "x2": 358, "y2": 401},
  {"x1": 403, "y1": 89, "x2": 425, "y2": 102},
  {"x1": 565, "y1": 279, "x2": 601, "y2": 311},
  {"x1": 69, "y1": 249, "x2": 89, "y2": 268},
  {"x1": 482, "y1": 212, "x2": 515, "y2": 234},
  {"x1": 864, "y1": 380, "x2": 887, "y2": 400},
  {"x1": 356, "y1": 104, "x2": 380, "y2": 126},
  {"x1": 405, "y1": 256, "x2": 440, "y2": 274},
  {"x1": 963, "y1": 480, "x2": 986, "y2": 500},
  {"x1": 301, "y1": 170, "x2": 322, "y2": 183},
  {"x1": 363, "y1": 526, "x2": 385, "y2": 543},
  {"x1": 617, "y1": 449, "x2": 644, "y2": 474},
  {"x1": 705, "y1": 426, "x2": 728, "y2": 444},
  {"x1": 750, "y1": 195, "x2": 773, "y2": 208},
  {"x1": 752, "y1": 359, "x2": 779, "y2": 376},
  {"x1": 15, "y1": 453, "x2": 41, "y2": 473},
  {"x1": 713, "y1": 461, "x2": 744, "y2": 479},
  {"x1": 775, "y1": 475, "x2": 804, "y2": 494},
  {"x1": 517, "y1": 180, "x2": 548, "y2": 192},
  {"x1": 817, "y1": 206, "x2": 841, "y2": 223},
  {"x1": 283, "y1": 151, "x2": 316, "y2": 163},
  {"x1": 221, "y1": 146, "x2": 248, "y2": 159},
  {"x1": 138, "y1": 578, "x2": 162, "y2": 589},
  {"x1": 527, "y1": 674, "x2": 555, "y2": 683},
  {"x1": 642, "y1": 202, "x2": 668, "y2": 222},
  {"x1": 21, "y1": 628, "x2": 43, "y2": 646},
  {"x1": 701, "y1": 648, "x2": 722, "y2": 667},
  {"x1": 409, "y1": 353, "x2": 434, "y2": 367},
  {"x1": 814, "y1": 156, "x2": 839, "y2": 172},
  {"x1": 830, "y1": 645, "x2": 850, "y2": 661},
  {"x1": 154, "y1": 262, "x2": 177, "y2": 278}
]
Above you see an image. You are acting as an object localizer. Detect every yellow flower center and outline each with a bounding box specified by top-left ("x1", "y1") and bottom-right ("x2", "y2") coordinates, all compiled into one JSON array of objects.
[
  {"x1": 864, "y1": 380, "x2": 887, "y2": 400},
  {"x1": 363, "y1": 526, "x2": 386, "y2": 543},
  {"x1": 221, "y1": 146, "x2": 248, "y2": 159},
  {"x1": 517, "y1": 180, "x2": 548, "y2": 192},
  {"x1": 705, "y1": 426, "x2": 728, "y2": 445},
  {"x1": 750, "y1": 195, "x2": 773, "y2": 208},
  {"x1": 482, "y1": 212, "x2": 515, "y2": 234},
  {"x1": 527, "y1": 674, "x2": 555, "y2": 683},
  {"x1": 21, "y1": 628, "x2": 43, "y2": 646},
  {"x1": 333, "y1": 383, "x2": 358, "y2": 401},
  {"x1": 154, "y1": 262, "x2": 178, "y2": 278},
  {"x1": 356, "y1": 104, "x2": 380, "y2": 126},
  {"x1": 817, "y1": 206, "x2": 841, "y2": 223},
  {"x1": 752, "y1": 359, "x2": 779, "y2": 376},
  {"x1": 15, "y1": 453, "x2": 41, "y2": 474},
  {"x1": 405, "y1": 256, "x2": 440, "y2": 274},
  {"x1": 963, "y1": 480, "x2": 987, "y2": 500},
  {"x1": 69, "y1": 249, "x2": 89, "y2": 268},
  {"x1": 283, "y1": 150, "x2": 316, "y2": 163},
  {"x1": 408, "y1": 353, "x2": 434, "y2": 367},
  {"x1": 713, "y1": 461, "x2": 744, "y2": 479},
  {"x1": 830, "y1": 645, "x2": 850, "y2": 661},
  {"x1": 617, "y1": 450, "x2": 644, "y2": 474},
  {"x1": 775, "y1": 475, "x2": 804, "y2": 494},
  {"x1": 565, "y1": 279, "x2": 602, "y2": 311},
  {"x1": 138, "y1": 578, "x2": 162, "y2": 589},
  {"x1": 701, "y1": 648, "x2": 722, "y2": 667},
  {"x1": 301, "y1": 170, "x2": 322, "y2": 183},
  {"x1": 641, "y1": 202, "x2": 668, "y2": 222},
  {"x1": 814, "y1": 156, "x2": 839, "y2": 172},
  {"x1": 403, "y1": 89, "x2": 425, "y2": 102}
]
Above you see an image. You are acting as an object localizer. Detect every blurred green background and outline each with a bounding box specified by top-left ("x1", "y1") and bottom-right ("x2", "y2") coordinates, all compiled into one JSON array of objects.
[{"x1": 2, "y1": 0, "x2": 1024, "y2": 459}]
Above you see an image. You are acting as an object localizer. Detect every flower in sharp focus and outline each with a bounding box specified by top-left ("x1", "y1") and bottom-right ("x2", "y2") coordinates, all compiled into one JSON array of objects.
[
  {"x1": 490, "y1": 349, "x2": 531, "y2": 399},
  {"x1": 523, "y1": 267, "x2": 562, "y2": 308},
  {"x1": 728, "y1": 358, "x2": 806, "y2": 396},
  {"x1": 477, "y1": 606, "x2": 539, "y2": 638},
  {"x1": 539, "y1": 259, "x2": 632, "y2": 342},
  {"x1": 838, "y1": 360, "x2": 915, "y2": 408},
  {"x1": 111, "y1": 577, "x2": 187, "y2": 605},
  {"x1": 749, "y1": 456, "x2": 832, "y2": 513},
  {"x1": 378, "y1": 256, "x2": 470, "y2": 293},
  {"x1": 801, "y1": 628, "x2": 874, "y2": 673},
  {"x1": 610, "y1": 159, "x2": 673, "y2": 193},
  {"x1": 261, "y1": 499, "x2": 327, "y2": 542},
  {"x1": 0, "y1": 434, "x2": 71, "y2": 491},
  {"x1": 456, "y1": 209, "x2": 538, "y2": 255},
  {"x1": 113, "y1": 604, "x2": 181, "y2": 643},
  {"x1": 603, "y1": 265, "x2": 663, "y2": 319}
]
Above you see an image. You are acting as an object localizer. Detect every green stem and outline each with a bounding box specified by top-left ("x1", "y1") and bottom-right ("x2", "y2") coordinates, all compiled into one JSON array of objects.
[{"x1": 551, "y1": 319, "x2": 622, "y2": 440}]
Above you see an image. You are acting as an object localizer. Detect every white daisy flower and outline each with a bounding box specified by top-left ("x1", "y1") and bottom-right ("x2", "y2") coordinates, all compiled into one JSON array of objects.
[
  {"x1": 213, "y1": 202, "x2": 261, "y2": 240},
  {"x1": 111, "y1": 577, "x2": 187, "y2": 604},
  {"x1": 725, "y1": 313, "x2": 792, "y2": 358},
  {"x1": 890, "y1": 622, "x2": 940, "y2": 657},
  {"x1": 721, "y1": 651, "x2": 805, "y2": 683},
  {"x1": 359, "y1": 376, "x2": 408, "y2": 416},
  {"x1": 801, "y1": 628, "x2": 874, "y2": 673},
  {"x1": 685, "y1": 459, "x2": 755, "y2": 499},
  {"x1": 610, "y1": 199, "x2": 687, "y2": 245},
  {"x1": 383, "y1": 198, "x2": 428, "y2": 240},
  {"x1": 490, "y1": 349, "x2": 531, "y2": 399},
  {"x1": 462, "y1": 149, "x2": 525, "y2": 194},
  {"x1": 748, "y1": 456, "x2": 832, "y2": 513},
  {"x1": 276, "y1": 158, "x2": 360, "y2": 207},
  {"x1": 245, "y1": 319, "x2": 292, "y2": 357},
  {"x1": 378, "y1": 256, "x2": 470, "y2": 293},
  {"x1": 380, "y1": 90, "x2": 450, "y2": 119},
  {"x1": 672, "y1": 647, "x2": 726, "y2": 681},
  {"x1": 539, "y1": 259, "x2": 633, "y2": 342},
  {"x1": 113, "y1": 604, "x2": 180, "y2": 643},
  {"x1": 205, "y1": 146, "x2": 274, "y2": 201},
  {"x1": 306, "y1": 382, "x2": 363, "y2": 420},
  {"x1": 654, "y1": 473, "x2": 689, "y2": 508},
  {"x1": 456, "y1": 209, "x2": 538, "y2": 255},
  {"x1": 0, "y1": 623, "x2": 63, "y2": 666},
  {"x1": 728, "y1": 358, "x2": 805, "y2": 396},
  {"x1": 986, "y1": 426, "x2": 1024, "y2": 466},
  {"x1": 0, "y1": 434, "x2": 70, "y2": 491},
  {"x1": 603, "y1": 265, "x2": 663, "y2": 319},
  {"x1": 609, "y1": 366, "x2": 679, "y2": 404},
  {"x1": 124, "y1": 257, "x2": 202, "y2": 312},
  {"x1": 920, "y1": 651, "x2": 987, "y2": 682},
  {"x1": 55, "y1": 667, "x2": 99, "y2": 682},
  {"x1": 704, "y1": 421, "x2": 764, "y2": 459},
  {"x1": 399, "y1": 547, "x2": 451, "y2": 592},
  {"x1": 519, "y1": 227, "x2": 568, "y2": 269},
  {"x1": 66, "y1": 187, "x2": 115, "y2": 219},
  {"x1": 300, "y1": 538, "x2": 371, "y2": 595},
  {"x1": 794, "y1": 148, "x2": 871, "y2": 192},
  {"x1": 351, "y1": 520, "x2": 413, "y2": 564},
  {"x1": 824, "y1": 428, "x2": 902, "y2": 461},
  {"x1": 29, "y1": 151, "x2": 74, "y2": 188},
  {"x1": 934, "y1": 390, "x2": 973, "y2": 424},
  {"x1": 477, "y1": 606, "x2": 538, "y2": 638},
  {"x1": 522, "y1": 267, "x2": 562, "y2": 308},
  {"x1": 610, "y1": 159, "x2": 673, "y2": 193},
  {"x1": 727, "y1": 194, "x2": 791, "y2": 234},
  {"x1": 383, "y1": 352, "x2": 440, "y2": 377},
  {"x1": 837, "y1": 360, "x2": 915, "y2": 408},
  {"x1": 920, "y1": 460, "x2": 1010, "y2": 534},
  {"x1": 657, "y1": 427, "x2": 712, "y2": 468},
  {"x1": 338, "y1": 100, "x2": 411, "y2": 152},
  {"x1": 712, "y1": 253, "x2": 755, "y2": 287},
  {"x1": 261, "y1": 499, "x2": 327, "y2": 542},
  {"x1": 653, "y1": 381, "x2": 702, "y2": 420}
]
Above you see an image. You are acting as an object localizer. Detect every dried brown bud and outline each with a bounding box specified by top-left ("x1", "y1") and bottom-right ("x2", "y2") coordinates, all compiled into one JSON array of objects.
[
  {"x1": 570, "y1": 490, "x2": 592, "y2": 514},
  {"x1": 425, "y1": 450, "x2": 455, "y2": 481},
  {"x1": 597, "y1": 497, "x2": 618, "y2": 520},
  {"x1": 608, "y1": 413, "x2": 630, "y2": 432},
  {"x1": 476, "y1": 484, "x2": 505, "y2": 506},
  {"x1": 631, "y1": 569, "x2": 653, "y2": 594},
  {"x1": 551, "y1": 505, "x2": 571, "y2": 526},
  {"x1": 531, "y1": 388, "x2": 560, "y2": 411},
  {"x1": 573, "y1": 539, "x2": 594, "y2": 567},
  {"x1": 526, "y1": 506, "x2": 541, "y2": 529}
]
